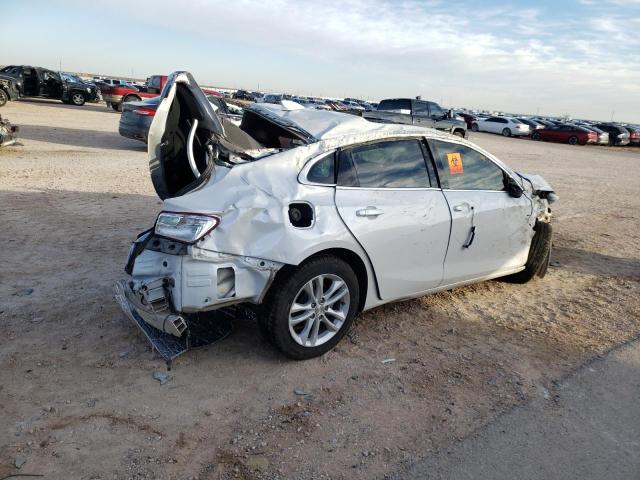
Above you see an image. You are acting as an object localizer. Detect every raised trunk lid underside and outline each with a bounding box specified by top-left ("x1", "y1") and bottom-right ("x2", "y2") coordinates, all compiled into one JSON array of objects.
[{"x1": 148, "y1": 72, "x2": 311, "y2": 200}]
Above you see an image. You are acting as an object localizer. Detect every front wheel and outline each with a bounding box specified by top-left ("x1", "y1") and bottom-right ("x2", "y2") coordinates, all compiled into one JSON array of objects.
[
  {"x1": 568, "y1": 136, "x2": 578, "y2": 145},
  {"x1": 70, "y1": 92, "x2": 86, "y2": 106},
  {"x1": 453, "y1": 130, "x2": 465, "y2": 138},
  {"x1": 532, "y1": 132, "x2": 541, "y2": 141},
  {"x1": 471, "y1": 123, "x2": 479, "y2": 132},
  {"x1": 0, "y1": 89, "x2": 8, "y2": 107},
  {"x1": 503, "y1": 221, "x2": 552, "y2": 284},
  {"x1": 259, "y1": 255, "x2": 359, "y2": 359},
  {"x1": 502, "y1": 128, "x2": 512, "y2": 137}
]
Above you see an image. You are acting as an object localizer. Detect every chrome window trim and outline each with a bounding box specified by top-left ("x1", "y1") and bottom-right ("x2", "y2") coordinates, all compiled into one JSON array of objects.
[
  {"x1": 298, "y1": 150, "x2": 337, "y2": 187},
  {"x1": 336, "y1": 186, "x2": 441, "y2": 192}
]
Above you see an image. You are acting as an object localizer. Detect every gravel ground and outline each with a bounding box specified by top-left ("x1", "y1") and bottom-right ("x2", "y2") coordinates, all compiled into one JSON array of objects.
[{"x1": 1, "y1": 98, "x2": 639, "y2": 479}]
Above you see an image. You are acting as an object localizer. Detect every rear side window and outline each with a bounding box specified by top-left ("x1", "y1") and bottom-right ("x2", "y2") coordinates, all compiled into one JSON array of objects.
[
  {"x1": 377, "y1": 99, "x2": 411, "y2": 111},
  {"x1": 307, "y1": 153, "x2": 335, "y2": 184},
  {"x1": 338, "y1": 140, "x2": 431, "y2": 188},
  {"x1": 429, "y1": 140, "x2": 505, "y2": 191}
]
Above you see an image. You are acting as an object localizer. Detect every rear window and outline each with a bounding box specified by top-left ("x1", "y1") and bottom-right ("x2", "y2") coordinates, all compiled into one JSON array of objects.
[{"x1": 377, "y1": 99, "x2": 411, "y2": 112}]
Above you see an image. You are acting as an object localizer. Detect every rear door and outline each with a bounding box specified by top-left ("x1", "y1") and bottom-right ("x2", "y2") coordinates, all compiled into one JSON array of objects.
[
  {"x1": 428, "y1": 139, "x2": 533, "y2": 284},
  {"x1": 412, "y1": 100, "x2": 435, "y2": 128},
  {"x1": 334, "y1": 138, "x2": 451, "y2": 299}
]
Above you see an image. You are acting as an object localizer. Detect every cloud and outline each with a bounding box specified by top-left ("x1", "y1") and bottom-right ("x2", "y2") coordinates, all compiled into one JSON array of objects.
[{"x1": 41, "y1": 0, "x2": 640, "y2": 120}]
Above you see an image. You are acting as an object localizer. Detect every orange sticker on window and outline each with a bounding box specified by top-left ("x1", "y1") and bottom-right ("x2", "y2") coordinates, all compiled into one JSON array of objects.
[{"x1": 447, "y1": 152, "x2": 463, "y2": 175}]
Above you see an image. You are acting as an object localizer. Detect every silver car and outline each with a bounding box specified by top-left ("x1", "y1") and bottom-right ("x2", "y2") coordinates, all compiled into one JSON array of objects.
[{"x1": 115, "y1": 72, "x2": 557, "y2": 360}]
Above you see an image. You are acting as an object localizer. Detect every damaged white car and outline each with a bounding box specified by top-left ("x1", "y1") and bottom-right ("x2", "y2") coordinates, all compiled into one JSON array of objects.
[{"x1": 115, "y1": 72, "x2": 557, "y2": 360}]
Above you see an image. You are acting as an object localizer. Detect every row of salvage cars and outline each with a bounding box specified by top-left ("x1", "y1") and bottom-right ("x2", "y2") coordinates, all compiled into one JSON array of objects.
[
  {"x1": 115, "y1": 72, "x2": 557, "y2": 360},
  {"x1": 468, "y1": 115, "x2": 639, "y2": 146}
]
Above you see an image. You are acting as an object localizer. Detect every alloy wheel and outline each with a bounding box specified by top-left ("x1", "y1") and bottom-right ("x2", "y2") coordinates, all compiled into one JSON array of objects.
[
  {"x1": 72, "y1": 93, "x2": 85, "y2": 105},
  {"x1": 288, "y1": 274, "x2": 350, "y2": 347}
]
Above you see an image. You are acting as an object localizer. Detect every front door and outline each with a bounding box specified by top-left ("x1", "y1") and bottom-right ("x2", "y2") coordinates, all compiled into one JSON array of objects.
[
  {"x1": 428, "y1": 139, "x2": 533, "y2": 285},
  {"x1": 334, "y1": 138, "x2": 451, "y2": 299}
]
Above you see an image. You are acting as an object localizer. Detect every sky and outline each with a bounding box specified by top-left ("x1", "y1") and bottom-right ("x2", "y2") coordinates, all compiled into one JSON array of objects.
[{"x1": 1, "y1": 0, "x2": 639, "y2": 122}]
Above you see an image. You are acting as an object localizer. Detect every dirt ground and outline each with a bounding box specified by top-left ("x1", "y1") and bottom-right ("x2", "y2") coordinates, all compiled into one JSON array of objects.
[{"x1": 1, "y1": 99, "x2": 639, "y2": 480}]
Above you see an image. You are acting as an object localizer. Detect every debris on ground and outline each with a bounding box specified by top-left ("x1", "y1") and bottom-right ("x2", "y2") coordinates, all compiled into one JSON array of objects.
[{"x1": 152, "y1": 371, "x2": 170, "y2": 385}]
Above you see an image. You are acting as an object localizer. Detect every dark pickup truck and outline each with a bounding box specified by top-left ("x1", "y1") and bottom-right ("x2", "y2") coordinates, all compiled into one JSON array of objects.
[
  {"x1": 0, "y1": 65, "x2": 99, "y2": 106},
  {"x1": 363, "y1": 98, "x2": 467, "y2": 137}
]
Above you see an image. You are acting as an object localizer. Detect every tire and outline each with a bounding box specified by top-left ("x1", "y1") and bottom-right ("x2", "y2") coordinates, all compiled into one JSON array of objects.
[
  {"x1": 503, "y1": 221, "x2": 552, "y2": 284},
  {"x1": 0, "y1": 89, "x2": 8, "y2": 107},
  {"x1": 532, "y1": 132, "x2": 541, "y2": 141},
  {"x1": 70, "y1": 91, "x2": 86, "y2": 106},
  {"x1": 502, "y1": 128, "x2": 512, "y2": 137},
  {"x1": 453, "y1": 130, "x2": 465, "y2": 138},
  {"x1": 259, "y1": 255, "x2": 360, "y2": 360},
  {"x1": 111, "y1": 103, "x2": 120, "y2": 111},
  {"x1": 568, "y1": 136, "x2": 578, "y2": 145},
  {"x1": 471, "y1": 123, "x2": 479, "y2": 132}
]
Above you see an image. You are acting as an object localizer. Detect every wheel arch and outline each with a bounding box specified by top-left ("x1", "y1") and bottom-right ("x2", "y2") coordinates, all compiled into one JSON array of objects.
[{"x1": 273, "y1": 247, "x2": 373, "y2": 313}]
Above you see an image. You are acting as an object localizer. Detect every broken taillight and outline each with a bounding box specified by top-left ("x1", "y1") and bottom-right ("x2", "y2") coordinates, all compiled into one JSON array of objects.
[{"x1": 133, "y1": 107, "x2": 156, "y2": 116}]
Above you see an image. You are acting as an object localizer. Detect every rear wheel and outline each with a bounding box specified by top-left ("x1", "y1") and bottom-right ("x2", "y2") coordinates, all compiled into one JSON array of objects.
[
  {"x1": 259, "y1": 255, "x2": 359, "y2": 360},
  {"x1": 502, "y1": 128, "x2": 512, "y2": 137},
  {"x1": 0, "y1": 89, "x2": 8, "y2": 107},
  {"x1": 503, "y1": 221, "x2": 552, "y2": 283},
  {"x1": 568, "y1": 136, "x2": 578, "y2": 145},
  {"x1": 453, "y1": 130, "x2": 465, "y2": 138},
  {"x1": 471, "y1": 123, "x2": 479, "y2": 132},
  {"x1": 71, "y1": 92, "x2": 86, "y2": 106}
]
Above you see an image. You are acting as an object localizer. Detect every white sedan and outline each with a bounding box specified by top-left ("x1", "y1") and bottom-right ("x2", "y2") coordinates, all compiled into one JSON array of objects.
[
  {"x1": 115, "y1": 72, "x2": 556, "y2": 360},
  {"x1": 472, "y1": 116, "x2": 531, "y2": 137}
]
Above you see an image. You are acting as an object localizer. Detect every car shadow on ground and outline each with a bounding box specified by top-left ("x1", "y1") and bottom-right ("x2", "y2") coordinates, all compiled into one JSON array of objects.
[
  {"x1": 1, "y1": 188, "x2": 286, "y2": 366},
  {"x1": 16, "y1": 97, "x2": 115, "y2": 113},
  {"x1": 552, "y1": 245, "x2": 640, "y2": 281},
  {"x1": 17, "y1": 124, "x2": 146, "y2": 151}
]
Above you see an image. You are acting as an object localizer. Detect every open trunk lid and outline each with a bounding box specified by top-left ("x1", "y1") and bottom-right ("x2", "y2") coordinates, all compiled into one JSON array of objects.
[
  {"x1": 148, "y1": 71, "x2": 226, "y2": 200},
  {"x1": 148, "y1": 71, "x2": 263, "y2": 200}
]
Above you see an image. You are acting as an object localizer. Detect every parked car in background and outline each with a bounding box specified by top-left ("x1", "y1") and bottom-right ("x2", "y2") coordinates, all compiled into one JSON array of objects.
[
  {"x1": 119, "y1": 93, "x2": 240, "y2": 143},
  {"x1": 233, "y1": 90, "x2": 255, "y2": 101},
  {"x1": 531, "y1": 124, "x2": 597, "y2": 145},
  {"x1": 257, "y1": 93, "x2": 284, "y2": 104},
  {"x1": 0, "y1": 65, "x2": 99, "y2": 106},
  {"x1": 516, "y1": 118, "x2": 545, "y2": 131},
  {"x1": 115, "y1": 71, "x2": 557, "y2": 360},
  {"x1": 363, "y1": 98, "x2": 467, "y2": 137},
  {"x1": 471, "y1": 116, "x2": 530, "y2": 137},
  {"x1": 575, "y1": 123, "x2": 609, "y2": 145},
  {"x1": 100, "y1": 74, "x2": 168, "y2": 111},
  {"x1": 593, "y1": 124, "x2": 630, "y2": 146},
  {"x1": 623, "y1": 125, "x2": 640, "y2": 145},
  {"x1": 456, "y1": 112, "x2": 477, "y2": 129},
  {"x1": 0, "y1": 74, "x2": 20, "y2": 107}
]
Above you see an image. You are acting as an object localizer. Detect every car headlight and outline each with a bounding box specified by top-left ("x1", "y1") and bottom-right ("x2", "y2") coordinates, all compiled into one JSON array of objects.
[
  {"x1": 155, "y1": 212, "x2": 220, "y2": 244},
  {"x1": 86, "y1": 87, "x2": 91, "y2": 92}
]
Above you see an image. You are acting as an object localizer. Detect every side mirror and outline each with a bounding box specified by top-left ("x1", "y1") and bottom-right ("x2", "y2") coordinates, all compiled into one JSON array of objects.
[{"x1": 506, "y1": 176, "x2": 523, "y2": 198}]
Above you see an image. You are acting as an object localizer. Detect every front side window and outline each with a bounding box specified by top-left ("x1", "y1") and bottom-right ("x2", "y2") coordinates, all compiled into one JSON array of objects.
[
  {"x1": 428, "y1": 102, "x2": 445, "y2": 118},
  {"x1": 429, "y1": 139, "x2": 505, "y2": 191},
  {"x1": 338, "y1": 140, "x2": 431, "y2": 188}
]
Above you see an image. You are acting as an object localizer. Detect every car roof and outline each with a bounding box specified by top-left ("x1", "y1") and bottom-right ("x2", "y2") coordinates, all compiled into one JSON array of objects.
[{"x1": 246, "y1": 102, "x2": 430, "y2": 142}]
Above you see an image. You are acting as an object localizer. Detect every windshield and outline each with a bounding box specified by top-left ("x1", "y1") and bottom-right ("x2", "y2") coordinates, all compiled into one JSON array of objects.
[{"x1": 62, "y1": 73, "x2": 83, "y2": 83}]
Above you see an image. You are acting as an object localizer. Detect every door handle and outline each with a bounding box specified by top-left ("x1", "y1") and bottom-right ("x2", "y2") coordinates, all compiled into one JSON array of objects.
[
  {"x1": 453, "y1": 204, "x2": 465, "y2": 212},
  {"x1": 356, "y1": 207, "x2": 384, "y2": 217}
]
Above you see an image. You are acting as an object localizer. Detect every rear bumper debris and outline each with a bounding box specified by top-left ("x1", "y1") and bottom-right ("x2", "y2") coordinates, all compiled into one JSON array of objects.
[{"x1": 0, "y1": 115, "x2": 19, "y2": 147}]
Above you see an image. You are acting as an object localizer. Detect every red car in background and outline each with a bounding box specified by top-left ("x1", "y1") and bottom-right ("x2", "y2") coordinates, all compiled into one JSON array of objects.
[
  {"x1": 531, "y1": 123, "x2": 597, "y2": 145},
  {"x1": 100, "y1": 75, "x2": 223, "y2": 111}
]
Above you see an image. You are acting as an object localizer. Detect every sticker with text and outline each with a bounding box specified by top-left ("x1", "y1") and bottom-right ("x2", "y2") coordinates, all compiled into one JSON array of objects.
[{"x1": 447, "y1": 152, "x2": 463, "y2": 175}]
